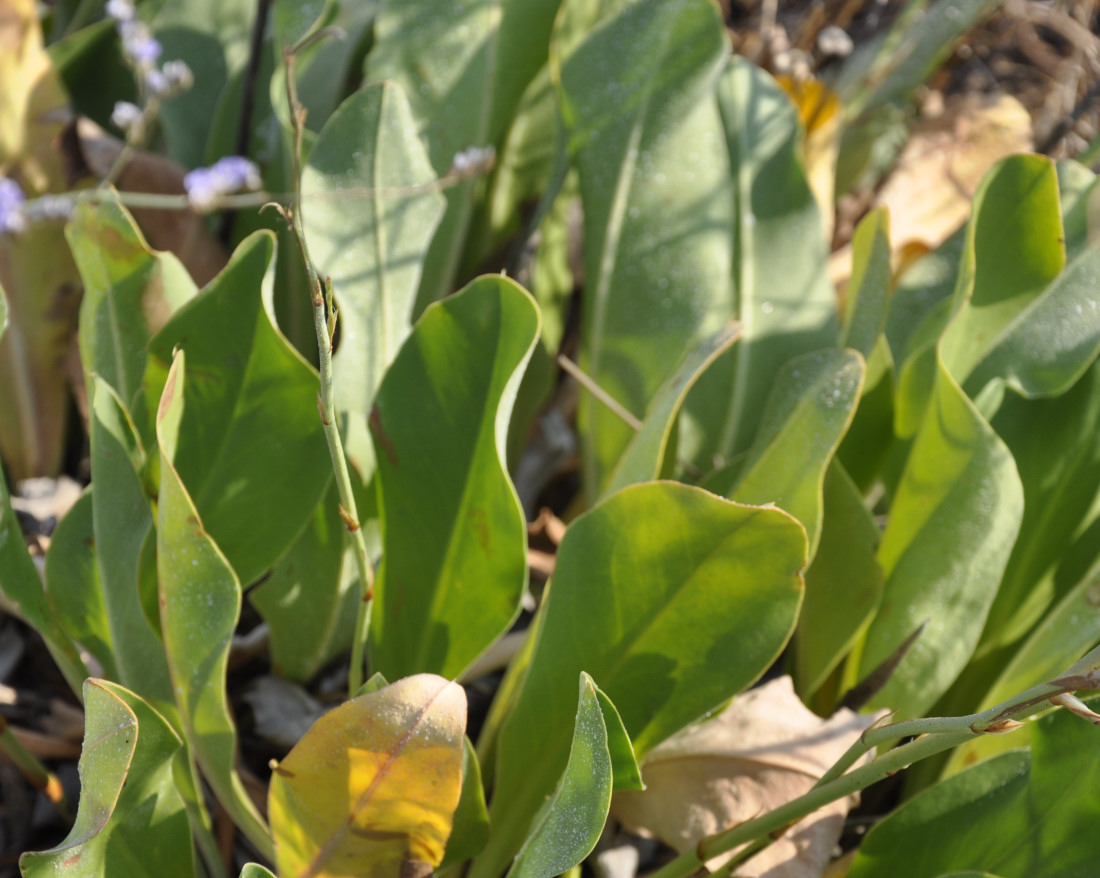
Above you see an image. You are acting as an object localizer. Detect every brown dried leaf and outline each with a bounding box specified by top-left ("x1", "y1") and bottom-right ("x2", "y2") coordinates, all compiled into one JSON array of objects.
[
  {"x1": 612, "y1": 676, "x2": 881, "y2": 878},
  {"x1": 876, "y1": 92, "x2": 1033, "y2": 252}
]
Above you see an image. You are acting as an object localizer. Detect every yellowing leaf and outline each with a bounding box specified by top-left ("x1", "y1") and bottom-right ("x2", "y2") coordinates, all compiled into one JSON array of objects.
[
  {"x1": 612, "y1": 676, "x2": 880, "y2": 878},
  {"x1": 269, "y1": 674, "x2": 467, "y2": 878},
  {"x1": 777, "y1": 75, "x2": 840, "y2": 243}
]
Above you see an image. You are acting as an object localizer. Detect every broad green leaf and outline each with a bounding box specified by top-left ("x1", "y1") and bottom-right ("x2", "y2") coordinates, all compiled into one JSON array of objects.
[
  {"x1": 507, "y1": 674, "x2": 614, "y2": 878},
  {"x1": 853, "y1": 159, "x2": 1064, "y2": 718},
  {"x1": 301, "y1": 81, "x2": 446, "y2": 480},
  {"x1": 152, "y1": 0, "x2": 255, "y2": 167},
  {"x1": 155, "y1": 351, "x2": 271, "y2": 857},
  {"x1": 961, "y1": 243, "x2": 1100, "y2": 400},
  {"x1": 471, "y1": 482, "x2": 805, "y2": 878},
  {"x1": 369, "y1": 276, "x2": 539, "y2": 680},
  {"x1": 88, "y1": 377, "x2": 173, "y2": 704},
  {"x1": 849, "y1": 750, "x2": 1031, "y2": 878},
  {"x1": 684, "y1": 57, "x2": 839, "y2": 470},
  {"x1": 795, "y1": 461, "x2": 884, "y2": 701},
  {"x1": 835, "y1": 335, "x2": 895, "y2": 493},
  {"x1": 273, "y1": 0, "x2": 328, "y2": 49},
  {"x1": 602, "y1": 321, "x2": 741, "y2": 499},
  {"x1": 848, "y1": 695, "x2": 1100, "y2": 878},
  {"x1": 44, "y1": 490, "x2": 116, "y2": 680},
  {"x1": 146, "y1": 231, "x2": 330, "y2": 587},
  {"x1": 593, "y1": 685, "x2": 644, "y2": 792},
  {"x1": 0, "y1": 409, "x2": 86, "y2": 693},
  {"x1": 20, "y1": 679, "x2": 193, "y2": 878},
  {"x1": 946, "y1": 559, "x2": 1100, "y2": 776},
  {"x1": 886, "y1": 227, "x2": 965, "y2": 367},
  {"x1": 1057, "y1": 160, "x2": 1098, "y2": 261},
  {"x1": 366, "y1": 0, "x2": 562, "y2": 312},
  {"x1": 249, "y1": 480, "x2": 359, "y2": 683},
  {"x1": 842, "y1": 208, "x2": 892, "y2": 358},
  {"x1": 979, "y1": 359, "x2": 1100, "y2": 652},
  {"x1": 856, "y1": 357, "x2": 1022, "y2": 718},
  {"x1": 48, "y1": 20, "x2": 136, "y2": 133},
  {"x1": 723, "y1": 349, "x2": 864, "y2": 559},
  {"x1": 239, "y1": 866, "x2": 276, "y2": 878},
  {"x1": 439, "y1": 737, "x2": 491, "y2": 869},
  {"x1": 69, "y1": 196, "x2": 197, "y2": 413},
  {"x1": 462, "y1": 55, "x2": 561, "y2": 275},
  {"x1": 269, "y1": 674, "x2": 466, "y2": 878},
  {"x1": 553, "y1": 0, "x2": 731, "y2": 499},
  {"x1": 940, "y1": 156, "x2": 1065, "y2": 390}
]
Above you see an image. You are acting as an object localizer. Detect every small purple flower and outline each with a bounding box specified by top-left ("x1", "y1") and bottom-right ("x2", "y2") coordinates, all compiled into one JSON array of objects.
[
  {"x1": 105, "y1": 0, "x2": 136, "y2": 22},
  {"x1": 111, "y1": 100, "x2": 142, "y2": 132},
  {"x1": 144, "y1": 68, "x2": 168, "y2": 95},
  {"x1": 0, "y1": 177, "x2": 27, "y2": 235},
  {"x1": 119, "y1": 20, "x2": 161, "y2": 66},
  {"x1": 183, "y1": 157, "x2": 262, "y2": 211}
]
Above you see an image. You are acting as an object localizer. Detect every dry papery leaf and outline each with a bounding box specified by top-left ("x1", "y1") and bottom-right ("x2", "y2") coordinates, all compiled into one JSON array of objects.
[
  {"x1": 876, "y1": 90, "x2": 1033, "y2": 253},
  {"x1": 612, "y1": 676, "x2": 882, "y2": 878}
]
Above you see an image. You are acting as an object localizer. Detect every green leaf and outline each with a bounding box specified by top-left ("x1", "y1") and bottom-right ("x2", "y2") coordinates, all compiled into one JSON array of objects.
[
  {"x1": 684, "y1": 57, "x2": 840, "y2": 469},
  {"x1": 978, "y1": 359, "x2": 1100, "y2": 653},
  {"x1": 795, "y1": 461, "x2": 884, "y2": 701},
  {"x1": 959, "y1": 588, "x2": 1100, "y2": 775},
  {"x1": 19, "y1": 679, "x2": 194, "y2": 878},
  {"x1": 0, "y1": 420, "x2": 86, "y2": 694},
  {"x1": 1057, "y1": 160, "x2": 1098, "y2": 261},
  {"x1": 723, "y1": 348, "x2": 864, "y2": 559},
  {"x1": 852, "y1": 159, "x2": 1069, "y2": 718},
  {"x1": 146, "y1": 231, "x2": 330, "y2": 587},
  {"x1": 366, "y1": 0, "x2": 562, "y2": 312},
  {"x1": 552, "y1": 0, "x2": 731, "y2": 498},
  {"x1": 857, "y1": 357, "x2": 1023, "y2": 718},
  {"x1": 249, "y1": 480, "x2": 359, "y2": 683},
  {"x1": 44, "y1": 490, "x2": 116, "y2": 680},
  {"x1": 602, "y1": 321, "x2": 741, "y2": 500},
  {"x1": 301, "y1": 81, "x2": 446, "y2": 479},
  {"x1": 273, "y1": 0, "x2": 328, "y2": 49},
  {"x1": 369, "y1": 275, "x2": 540, "y2": 680},
  {"x1": 842, "y1": 208, "x2": 892, "y2": 358},
  {"x1": 152, "y1": 0, "x2": 255, "y2": 167},
  {"x1": 593, "y1": 684, "x2": 644, "y2": 793},
  {"x1": 848, "y1": 695, "x2": 1100, "y2": 878},
  {"x1": 507, "y1": 674, "x2": 614, "y2": 878},
  {"x1": 69, "y1": 196, "x2": 197, "y2": 413},
  {"x1": 940, "y1": 156, "x2": 1066, "y2": 392},
  {"x1": 440, "y1": 737, "x2": 491, "y2": 869},
  {"x1": 239, "y1": 866, "x2": 276, "y2": 878},
  {"x1": 155, "y1": 350, "x2": 272, "y2": 857},
  {"x1": 835, "y1": 335, "x2": 895, "y2": 493},
  {"x1": 88, "y1": 377, "x2": 174, "y2": 704},
  {"x1": 471, "y1": 482, "x2": 805, "y2": 878},
  {"x1": 961, "y1": 243, "x2": 1100, "y2": 400}
]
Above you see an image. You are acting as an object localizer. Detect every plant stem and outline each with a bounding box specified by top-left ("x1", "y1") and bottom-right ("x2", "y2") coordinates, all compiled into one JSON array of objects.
[
  {"x1": 644, "y1": 660, "x2": 1097, "y2": 878},
  {"x1": 0, "y1": 717, "x2": 71, "y2": 821},
  {"x1": 280, "y1": 49, "x2": 376, "y2": 695}
]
